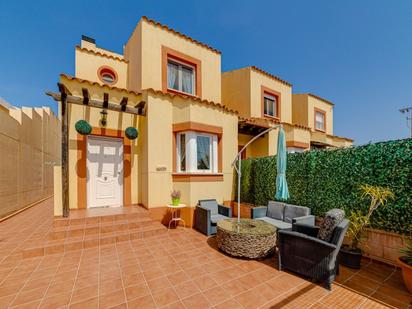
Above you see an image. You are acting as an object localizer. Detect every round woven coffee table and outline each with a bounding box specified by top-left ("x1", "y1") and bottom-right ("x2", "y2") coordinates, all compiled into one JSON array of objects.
[{"x1": 216, "y1": 218, "x2": 276, "y2": 259}]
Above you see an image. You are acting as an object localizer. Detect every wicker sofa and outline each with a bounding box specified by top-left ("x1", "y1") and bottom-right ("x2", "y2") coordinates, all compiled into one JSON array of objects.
[
  {"x1": 251, "y1": 201, "x2": 311, "y2": 230},
  {"x1": 278, "y1": 209, "x2": 349, "y2": 289},
  {"x1": 194, "y1": 199, "x2": 232, "y2": 236}
]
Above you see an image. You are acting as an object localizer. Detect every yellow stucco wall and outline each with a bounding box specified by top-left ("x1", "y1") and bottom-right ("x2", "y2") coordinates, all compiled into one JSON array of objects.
[
  {"x1": 125, "y1": 19, "x2": 222, "y2": 102},
  {"x1": 250, "y1": 68, "x2": 292, "y2": 123},
  {"x1": 222, "y1": 67, "x2": 293, "y2": 123},
  {"x1": 142, "y1": 90, "x2": 238, "y2": 209},
  {"x1": 307, "y1": 95, "x2": 334, "y2": 136},
  {"x1": 292, "y1": 94, "x2": 334, "y2": 135},
  {"x1": 0, "y1": 107, "x2": 60, "y2": 218},
  {"x1": 291, "y1": 94, "x2": 309, "y2": 127},
  {"x1": 222, "y1": 68, "x2": 251, "y2": 117},
  {"x1": 75, "y1": 46, "x2": 128, "y2": 89},
  {"x1": 124, "y1": 22, "x2": 142, "y2": 93},
  {"x1": 60, "y1": 76, "x2": 143, "y2": 209}
]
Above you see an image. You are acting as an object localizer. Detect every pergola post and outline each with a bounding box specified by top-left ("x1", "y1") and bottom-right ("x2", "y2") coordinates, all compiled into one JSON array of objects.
[{"x1": 58, "y1": 83, "x2": 70, "y2": 218}]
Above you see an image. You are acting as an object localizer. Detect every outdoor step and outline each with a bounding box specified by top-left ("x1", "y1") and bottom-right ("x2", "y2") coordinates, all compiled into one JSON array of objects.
[
  {"x1": 22, "y1": 222, "x2": 168, "y2": 259},
  {"x1": 48, "y1": 218, "x2": 156, "y2": 240},
  {"x1": 53, "y1": 211, "x2": 152, "y2": 228}
]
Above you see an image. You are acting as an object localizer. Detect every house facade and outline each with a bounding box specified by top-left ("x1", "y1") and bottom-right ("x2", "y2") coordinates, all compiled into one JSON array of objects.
[{"x1": 53, "y1": 16, "x2": 352, "y2": 223}]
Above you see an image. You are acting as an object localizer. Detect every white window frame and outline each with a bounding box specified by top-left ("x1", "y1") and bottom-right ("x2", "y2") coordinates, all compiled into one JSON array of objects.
[
  {"x1": 167, "y1": 59, "x2": 196, "y2": 95},
  {"x1": 264, "y1": 93, "x2": 278, "y2": 118},
  {"x1": 176, "y1": 131, "x2": 218, "y2": 174},
  {"x1": 315, "y1": 111, "x2": 325, "y2": 131}
]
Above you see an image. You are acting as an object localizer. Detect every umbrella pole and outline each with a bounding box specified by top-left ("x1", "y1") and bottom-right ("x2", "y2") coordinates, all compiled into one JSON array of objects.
[{"x1": 231, "y1": 125, "x2": 282, "y2": 225}]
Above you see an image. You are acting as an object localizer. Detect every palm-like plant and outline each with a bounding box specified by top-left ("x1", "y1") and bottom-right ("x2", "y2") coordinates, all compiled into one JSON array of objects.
[{"x1": 346, "y1": 184, "x2": 395, "y2": 251}]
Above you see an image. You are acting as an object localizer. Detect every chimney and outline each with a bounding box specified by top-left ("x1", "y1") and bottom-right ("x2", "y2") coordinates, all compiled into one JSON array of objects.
[{"x1": 81, "y1": 35, "x2": 96, "y2": 49}]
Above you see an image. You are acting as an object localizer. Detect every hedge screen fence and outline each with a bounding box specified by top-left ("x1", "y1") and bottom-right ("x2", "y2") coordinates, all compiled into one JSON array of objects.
[{"x1": 237, "y1": 138, "x2": 412, "y2": 234}]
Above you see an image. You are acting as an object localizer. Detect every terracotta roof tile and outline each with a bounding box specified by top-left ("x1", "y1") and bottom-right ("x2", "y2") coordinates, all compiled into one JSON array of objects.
[
  {"x1": 250, "y1": 66, "x2": 292, "y2": 87},
  {"x1": 306, "y1": 93, "x2": 334, "y2": 106},
  {"x1": 239, "y1": 117, "x2": 312, "y2": 131},
  {"x1": 145, "y1": 88, "x2": 237, "y2": 114},
  {"x1": 76, "y1": 46, "x2": 128, "y2": 63},
  {"x1": 60, "y1": 74, "x2": 141, "y2": 96},
  {"x1": 327, "y1": 134, "x2": 353, "y2": 142},
  {"x1": 141, "y1": 16, "x2": 221, "y2": 54}
]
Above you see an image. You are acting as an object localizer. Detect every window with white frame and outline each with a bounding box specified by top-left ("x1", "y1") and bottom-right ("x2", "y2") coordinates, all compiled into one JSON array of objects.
[
  {"x1": 167, "y1": 59, "x2": 195, "y2": 95},
  {"x1": 263, "y1": 93, "x2": 278, "y2": 118},
  {"x1": 176, "y1": 131, "x2": 218, "y2": 173},
  {"x1": 315, "y1": 110, "x2": 326, "y2": 131}
]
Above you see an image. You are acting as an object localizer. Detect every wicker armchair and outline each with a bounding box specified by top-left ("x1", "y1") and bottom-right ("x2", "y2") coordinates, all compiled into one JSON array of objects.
[
  {"x1": 194, "y1": 199, "x2": 232, "y2": 236},
  {"x1": 278, "y1": 214, "x2": 349, "y2": 289}
]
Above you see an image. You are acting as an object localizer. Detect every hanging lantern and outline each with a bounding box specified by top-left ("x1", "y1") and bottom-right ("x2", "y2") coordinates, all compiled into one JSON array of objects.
[
  {"x1": 100, "y1": 109, "x2": 108, "y2": 127},
  {"x1": 125, "y1": 127, "x2": 138, "y2": 140},
  {"x1": 75, "y1": 120, "x2": 92, "y2": 135}
]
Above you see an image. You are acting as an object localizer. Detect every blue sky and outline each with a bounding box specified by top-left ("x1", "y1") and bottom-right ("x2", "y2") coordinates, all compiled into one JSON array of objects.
[{"x1": 1, "y1": 0, "x2": 411, "y2": 144}]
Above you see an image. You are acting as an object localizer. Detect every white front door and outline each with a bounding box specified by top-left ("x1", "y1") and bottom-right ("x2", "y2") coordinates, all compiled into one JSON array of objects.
[{"x1": 87, "y1": 136, "x2": 124, "y2": 208}]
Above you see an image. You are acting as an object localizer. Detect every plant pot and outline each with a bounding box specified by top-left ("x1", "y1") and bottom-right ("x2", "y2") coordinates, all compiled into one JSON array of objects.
[
  {"x1": 398, "y1": 257, "x2": 412, "y2": 293},
  {"x1": 171, "y1": 198, "x2": 180, "y2": 206},
  {"x1": 339, "y1": 245, "x2": 362, "y2": 269}
]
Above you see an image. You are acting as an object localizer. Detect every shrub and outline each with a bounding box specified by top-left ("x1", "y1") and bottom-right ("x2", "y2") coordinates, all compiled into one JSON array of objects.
[{"x1": 237, "y1": 138, "x2": 412, "y2": 234}]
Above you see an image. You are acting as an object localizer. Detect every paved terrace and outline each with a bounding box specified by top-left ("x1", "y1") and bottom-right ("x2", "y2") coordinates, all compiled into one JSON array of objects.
[{"x1": 0, "y1": 199, "x2": 410, "y2": 309}]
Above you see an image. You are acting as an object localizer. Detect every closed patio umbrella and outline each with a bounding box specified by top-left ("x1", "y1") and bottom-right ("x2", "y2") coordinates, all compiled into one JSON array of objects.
[{"x1": 275, "y1": 127, "x2": 290, "y2": 200}]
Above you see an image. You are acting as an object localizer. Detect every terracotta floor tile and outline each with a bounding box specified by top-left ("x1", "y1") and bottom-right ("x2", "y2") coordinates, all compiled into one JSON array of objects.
[
  {"x1": 193, "y1": 274, "x2": 218, "y2": 292},
  {"x1": 0, "y1": 200, "x2": 408, "y2": 309},
  {"x1": 202, "y1": 285, "x2": 231, "y2": 306},
  {"x1": 70, "y1": 284, "x2": 98, "y2": 304},
  {"x1": 235, "y1": 288, "x2": 267, "y2": 309},
  {"x1": 127, "y1": 295, "x2": 156, "y2": 309},
  {"x1": 11, "y1": 285, "x2": 48, "y2": 307},
  {"x1": 167, "y1": 270, "x2": 190, "y2": 285},
  {"x1": 147, "y1": 276, "x2": 172, "y2": 293},
  {"x1": 161, "y1": 301, "x2": 185, "y2": 309},
  {"x1": 69, "y1": 296, "x2": 98, "y2": 309},
  {"x1": 123, "y1": 272, "x2": 146, "y2": 287},
  {"x1": 174, "y1": 280, "x2": 200, "y2": 299},
  {"x1": 214, "y1": 298, "x2": 243, "y2": 309},
  {"x1": 370, "y1": 291, "x2": 410, "y2": 309},
  {"x1": 39, "y1": 291, "x2": 71, "y2": 309},
  {"x1": 11, "y1": 299, "x2": 42, "y2": 309},
  {"x1": 151, "y1": 288, "x2": 179, "y2": 307},
  {"x1": 181, "y1": 292, "x2": 212, "y2": 309},
  {"x1": 99, "y1": 279, "x2": 124, "y2": 296},
  {"x1": 0, "y1": 293, "x2": 17, "y2": 308},
  {"x1": 124, "y1": 283, "x2": 150, "y2": 301},
  {"x1": 99, "y1": 289, "x2": 126, "y2": 309},
  {"x1": 46, "y1": 280, "x2": 75, "y2": 297}
]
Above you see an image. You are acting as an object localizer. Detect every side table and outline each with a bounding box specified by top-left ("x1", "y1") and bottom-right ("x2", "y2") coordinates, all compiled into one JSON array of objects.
[{"x1": 167, "y1": 204, "x2": 186, "y2": 229}]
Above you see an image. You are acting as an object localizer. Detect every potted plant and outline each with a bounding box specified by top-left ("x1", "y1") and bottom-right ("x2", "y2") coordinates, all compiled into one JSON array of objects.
[
  {"x1": 340, "y1": 184, "x2": 394, "y2": 269},
  {"x1": 171, "y1": 190, "x2": 181, "y2": 206},
  {"x1": 399, "y1": 239, "x2": 412, "y2": 293}
]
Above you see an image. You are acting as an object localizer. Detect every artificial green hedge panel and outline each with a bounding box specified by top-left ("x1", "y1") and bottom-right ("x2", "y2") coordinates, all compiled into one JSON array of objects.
[{"x1": 237, "y1": 138, "x2": 412, "y2": 234}]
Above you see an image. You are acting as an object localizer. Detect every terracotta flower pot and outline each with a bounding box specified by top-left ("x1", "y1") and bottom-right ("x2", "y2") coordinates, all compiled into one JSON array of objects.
[{"x1": 398, "y1": 257, "x2": 412, "y2": 293}]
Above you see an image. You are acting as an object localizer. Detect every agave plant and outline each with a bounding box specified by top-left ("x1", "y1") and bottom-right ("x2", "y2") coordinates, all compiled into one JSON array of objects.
[
  {"x1": 400, "y1": 239, "x2": 412, "y2": 266},
  {"x1": 346, "y1": 184, "x2": 395, "y2": 251}
]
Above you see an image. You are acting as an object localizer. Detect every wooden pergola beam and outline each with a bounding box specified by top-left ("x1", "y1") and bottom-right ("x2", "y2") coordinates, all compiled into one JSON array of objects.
[
  {"x1": 120, "y1": 97, "x2": 128, "y2": 112},
  {"x1": 46, "y1": 92, "x2": 146, "y2": 116},
  {"x1": 82, "y1": 88, "x2": 89, "y2": 105}
]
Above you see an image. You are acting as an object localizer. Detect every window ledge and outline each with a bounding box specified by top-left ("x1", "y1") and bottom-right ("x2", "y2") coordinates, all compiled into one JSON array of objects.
[
  {"x1": 172, "y1": 173, "x2": 223, "y2": 182},
  {"x1": 167, "y1": 88, "x2": 199, "y2": 99}
]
